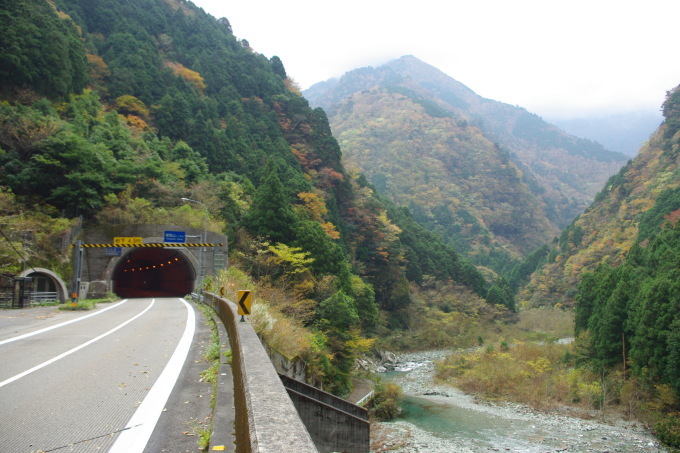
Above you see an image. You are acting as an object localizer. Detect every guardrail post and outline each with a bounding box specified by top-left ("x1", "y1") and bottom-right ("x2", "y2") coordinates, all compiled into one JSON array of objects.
[{"x1": 70, "y1": 240, "x2": 83, "y2": 302}]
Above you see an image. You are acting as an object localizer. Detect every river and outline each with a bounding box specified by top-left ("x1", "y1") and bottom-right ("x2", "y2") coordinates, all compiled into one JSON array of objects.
[{"x1": 374, "y1": 350, "x2": 666, "y2": 452}]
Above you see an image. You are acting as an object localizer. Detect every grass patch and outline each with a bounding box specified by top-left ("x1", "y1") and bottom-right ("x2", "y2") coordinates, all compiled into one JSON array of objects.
[
  {"x1": 435, "y1": 338, "x2": 679, "y2": 439},
  {"x1": 205, "y1": 342, "x2": 220, "y2": 362},
  {"x1": 194, "y1": 299, "x2": 233, "y2": 450},
  {"x1": 199, "y1": 361, "x2": 219, "y2": 384},
  {"x1": 197, "y1": 426, "x2": 211, "y2": 451},
  {"x1": 436, "y1": 340, "x2": 575, "y2": 409},
  {"x1": 187, "y1": 417, "x2": 212, "y2": 452},
  {"x1": 58, "y1": 293, "x2": 118, "y2": 311},
  {"x1": 58, "y1": 299, "x2": 99, "y2": 311}
]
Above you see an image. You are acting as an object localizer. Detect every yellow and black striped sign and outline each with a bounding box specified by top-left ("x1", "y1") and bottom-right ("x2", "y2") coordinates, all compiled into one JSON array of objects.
[
  {"x1": 73, "y1": 243, "x2": 223, "y2": 248},
  {"x1": 237, "y1": 290, "x2": 252, "y2": 316}
]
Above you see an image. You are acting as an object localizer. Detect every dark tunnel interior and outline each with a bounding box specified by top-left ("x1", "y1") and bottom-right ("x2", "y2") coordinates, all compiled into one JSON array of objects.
[{"x1": 113, "y1": 248, "x2": 195, "y2": 298}]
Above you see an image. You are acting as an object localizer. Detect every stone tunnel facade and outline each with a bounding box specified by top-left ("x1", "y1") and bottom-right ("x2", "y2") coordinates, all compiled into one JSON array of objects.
[{"x1": 78, "y1": 224, "x2": 228, "y2": 299}]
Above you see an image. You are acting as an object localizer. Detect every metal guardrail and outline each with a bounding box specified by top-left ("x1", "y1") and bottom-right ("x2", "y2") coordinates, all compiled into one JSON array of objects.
[
  {"x1": 0, "y1": 293, "x2": 12, "y2": 309},
  {"x1": 0, "y1": 291, "x2": 59, "y2": 308},
  {"x1": 355, "y1": 390, "x2": 375, "y2": 407},
  {"x1": 30, "y1": 292, "x2": 58, "y2": 303}
]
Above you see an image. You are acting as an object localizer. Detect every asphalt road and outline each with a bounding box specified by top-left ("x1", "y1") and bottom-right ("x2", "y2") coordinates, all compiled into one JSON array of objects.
[{"x1": 0, "y1": 298, "x2": 220, "y2": 453}]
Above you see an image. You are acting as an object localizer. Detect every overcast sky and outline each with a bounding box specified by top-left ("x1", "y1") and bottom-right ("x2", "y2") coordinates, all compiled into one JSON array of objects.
[{"x1": 191, "y1": 0, "x2": 678, "y2": 119}]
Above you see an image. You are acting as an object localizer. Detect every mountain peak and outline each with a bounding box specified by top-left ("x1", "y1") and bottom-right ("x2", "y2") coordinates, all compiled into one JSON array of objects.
[{"x1": 304, "y1": 58, "x2": 629, "y2": 261}]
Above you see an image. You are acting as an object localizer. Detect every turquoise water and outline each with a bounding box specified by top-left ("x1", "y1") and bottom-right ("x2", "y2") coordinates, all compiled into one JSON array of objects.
[
  {"x1": 390, "y1": 395, "x2": 661, "y2": 452},
  {"x1": 395, "y1": 395, "x2": 558, "y2": 451},
  {"x1": 399, "y1": 395, "x2": 516, "y2": 441}
]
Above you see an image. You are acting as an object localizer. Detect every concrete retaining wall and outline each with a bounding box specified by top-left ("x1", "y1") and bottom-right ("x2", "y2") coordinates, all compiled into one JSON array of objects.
[
  {"x1": 280, "y1": 375, "x2": 370, "y2": 453},
  {"x1": 263, "y1": 343, "x2": 307, "y2": 382},
  {"x1": 203, "y1": 292, "x2": 318, "y2": 453}
]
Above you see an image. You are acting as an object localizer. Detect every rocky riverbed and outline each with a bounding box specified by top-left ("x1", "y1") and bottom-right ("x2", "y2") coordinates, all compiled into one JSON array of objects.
[{"x1": 371, "y1": 350, "x2": 667, "y2": 452}]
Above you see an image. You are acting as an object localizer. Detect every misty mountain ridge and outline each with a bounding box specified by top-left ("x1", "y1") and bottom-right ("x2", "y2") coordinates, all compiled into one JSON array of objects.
[
  {"x1": 548, "y1": 110, "x2": 663, "y2": 156},
  {"x1": 304, "y1": 56, "x2": 629, "y2": 269}
]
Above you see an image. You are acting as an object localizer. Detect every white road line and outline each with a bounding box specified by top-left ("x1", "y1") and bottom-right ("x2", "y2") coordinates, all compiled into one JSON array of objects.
[
  {"x1": 0, "y1": 299, "x2": 155, "y2": 389},
  {"x1": 109, "y1": 298, "x2": 196, "y2": 453},
  {"x1": 0, "y1": 299, "x2": 129, "y2": 346}
]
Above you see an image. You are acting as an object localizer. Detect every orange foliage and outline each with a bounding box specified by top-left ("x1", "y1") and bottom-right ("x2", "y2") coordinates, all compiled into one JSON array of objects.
[
  {"x1": 123, "y1": 114, "x2": 151, "y2": 133},
  {"x1": 87, "y1": 54, "x2": 109, "y2": 82},
  {"x1": 297, "y1": 192, "x2": 340, "y2": 239},
  {"x1": 297, "y1": 192, "x2": 327, "y2": 220},
  {"x1": 284, "y1": 77, "x2": 302, "y2": 95},
  {"x1": 665, "y1": 208, "x2": 680, "y2": 225},
  {"x1": 165, "y1": 61, "x2": 206, "y2": 93},
  {"x1": 292, "y1": 147, "x2": 322, "y2": 170},
  {"x1": 321, "y1": 222, "x2": 341, "y2": 240},
  {"x1": 114, "y1": 95, "x2": 150, "y2": 119},
  {"x1": 316, "y1": 167, "x2": 344, "y2": 189}
]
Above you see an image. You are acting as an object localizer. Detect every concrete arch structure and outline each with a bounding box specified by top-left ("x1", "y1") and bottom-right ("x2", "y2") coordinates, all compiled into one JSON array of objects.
[
  {"x1": 19, "y1": 267, "x2": 69, "y2": 303},
  {"x1": 77, "y1": 224, "x2": 228, "y2": 299}
]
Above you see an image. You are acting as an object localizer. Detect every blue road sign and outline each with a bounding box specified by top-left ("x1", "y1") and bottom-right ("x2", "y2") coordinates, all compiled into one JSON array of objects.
[
  {"x1": 105, "y1": 247, "x2": 122, "y2": 256},
  {"x1": 164, "y1": 231, "x2": 186, "y2": 243}
]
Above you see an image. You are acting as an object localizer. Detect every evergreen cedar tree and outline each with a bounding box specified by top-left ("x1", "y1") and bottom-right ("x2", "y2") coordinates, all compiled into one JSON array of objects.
[{"x1": 573, "y1": 87, "x2": 680, "y2": 396}]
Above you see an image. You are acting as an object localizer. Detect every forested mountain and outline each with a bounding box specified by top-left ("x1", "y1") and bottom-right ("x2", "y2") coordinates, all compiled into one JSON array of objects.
[
  {"x1": 0, "y1": 0, "x2": 511, "y2": 394},
  {"x1": 304, "y1": 56, "x2": 629, "y2": 270},
  {"x1": 513, "y1": 86, "x2": 680, "y2": 410},
  {"x1": 519, "y1": 85, "x2": 680, "y2": 309}
]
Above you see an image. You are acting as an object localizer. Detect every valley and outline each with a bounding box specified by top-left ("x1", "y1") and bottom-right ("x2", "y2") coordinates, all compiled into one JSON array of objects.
[
  {"x1": 1, "y1": 1, "x2": 679, "y2": 450},
  {"x1": 373, "y1": 350, "x2": 665, "y2": 452}
]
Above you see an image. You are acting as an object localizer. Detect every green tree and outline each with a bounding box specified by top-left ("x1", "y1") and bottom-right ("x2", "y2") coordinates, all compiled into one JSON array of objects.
[
  {"x1": 293, "y1": 219, "x2": 349, "y2": 279},
  {"x1": 101, "y1": 32, "x2": 165, "y2": 103},
  {"x1": 0, "y1": 0, "x2": 89, "y2": 99},
  {"x1": 575, "y1": 272, "x2": 598, "y2": 334},
  {"x1": 317, "y1": 291, "x2": 359, "y2": 331},
  {"x1": 242, "y1": 161, "x2": 297, "y2": 243},
  {"x1": 486, "y1": 282, "x2": 516, "y2": 312},
  {"x1": 347, "y1": 275, "x2": 379, "y2": 333},
  {"x1": 591, "y1": 274, "x2": 633, "y2": 367},
  {"x1": 667, "y1": 317, "x2": 680, "y2": 396},
  {"x1": 270, "y1": 56, "x2": 286, "y2": 78},
  {"x1": 168, "y1": 141, "x2": 207, "y2": 183},
  {"x1": 629, "y1": 276, "x2": 677, "y2": 381}
]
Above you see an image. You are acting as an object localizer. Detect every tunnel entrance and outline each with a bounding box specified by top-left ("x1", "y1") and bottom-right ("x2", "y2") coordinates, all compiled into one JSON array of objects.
[{"x1": 112, "y1": 248, "x2": 195, "y2": 298}]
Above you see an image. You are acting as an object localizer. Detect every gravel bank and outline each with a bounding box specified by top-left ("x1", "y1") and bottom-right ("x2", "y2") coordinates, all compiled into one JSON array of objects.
[{"x1": 373, "y1": 350, "x2": 667, "y2": 453}]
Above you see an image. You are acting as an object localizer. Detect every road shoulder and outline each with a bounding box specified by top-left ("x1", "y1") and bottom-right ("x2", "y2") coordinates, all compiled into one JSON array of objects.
[{"x1": 143, "y1": 300, "x2": 223, "y2": 453}]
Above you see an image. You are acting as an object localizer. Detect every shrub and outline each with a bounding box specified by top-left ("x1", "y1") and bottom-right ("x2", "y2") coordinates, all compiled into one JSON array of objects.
[
  {"x1": 436, "y1": 341, "x2": 580, "y2": 408},
  {"x1": 655, "y1": 412, "x2": 680, "y2": 449},
  {"x1": 366, "y1": 380, "x2": 403, "y2": 421}
]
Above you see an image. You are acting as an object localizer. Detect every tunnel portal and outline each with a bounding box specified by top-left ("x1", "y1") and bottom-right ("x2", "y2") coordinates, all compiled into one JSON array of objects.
[{"x1": 112, "y1": 248, "x2": 195, "y2": 298}]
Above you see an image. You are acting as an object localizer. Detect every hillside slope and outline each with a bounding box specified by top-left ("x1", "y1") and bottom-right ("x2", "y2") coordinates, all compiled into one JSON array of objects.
[
  {"x1": 325, "y1": 85, "x2": 554, "y2": 258},
  {"x1": 305, "y1": 56, "x2": 629, "y2": 262},
  {"x1": 0, "y1": 0, "x2": 497, "y2": 359},
  {"x1": 520, "y1": 85, "x2": 680, "y2": 307}
]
